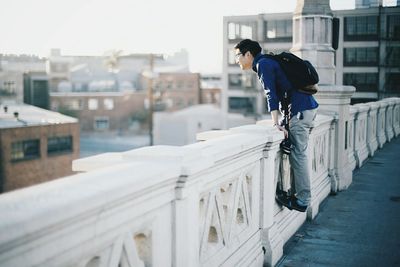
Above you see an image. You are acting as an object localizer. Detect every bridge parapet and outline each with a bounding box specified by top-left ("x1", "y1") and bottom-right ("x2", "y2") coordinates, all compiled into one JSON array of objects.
[{"x1": 0, "y1": 98, "x2": 399, "y2": 267}]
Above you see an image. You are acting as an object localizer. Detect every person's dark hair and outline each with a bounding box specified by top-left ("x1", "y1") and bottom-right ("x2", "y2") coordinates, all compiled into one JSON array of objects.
[{"x1": 234, "y1": 39, "x2": 262, "y2": 57}]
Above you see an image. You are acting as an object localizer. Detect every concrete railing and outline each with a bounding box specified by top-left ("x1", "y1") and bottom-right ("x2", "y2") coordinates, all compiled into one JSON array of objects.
[{"x1": 0, "y1": 98, "x2": 399, "y2": 267}]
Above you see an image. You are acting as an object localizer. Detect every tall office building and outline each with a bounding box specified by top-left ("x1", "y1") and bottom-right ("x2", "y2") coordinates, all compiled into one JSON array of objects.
[
  {"x1": 356, "y1": 0, "x2": 383, "y2": 8},
  {"x1": 222, "y1": 5, "x2": 400, "y2": 116}
]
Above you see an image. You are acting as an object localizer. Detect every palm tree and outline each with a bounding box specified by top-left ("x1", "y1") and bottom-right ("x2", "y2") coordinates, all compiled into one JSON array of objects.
[{"x1": 103, "y1": 49, "x2": 123, "y2": 91}]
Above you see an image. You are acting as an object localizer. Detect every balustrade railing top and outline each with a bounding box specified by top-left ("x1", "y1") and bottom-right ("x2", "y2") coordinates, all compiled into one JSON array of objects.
[{"x1": 0, "y1": 98, "x2": 398, "y2": 267}]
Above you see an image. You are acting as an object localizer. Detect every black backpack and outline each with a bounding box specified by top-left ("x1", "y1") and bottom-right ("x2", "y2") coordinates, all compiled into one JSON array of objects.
[{"x1": 264, "y1": 52, "x2": 319, "y2": 95}]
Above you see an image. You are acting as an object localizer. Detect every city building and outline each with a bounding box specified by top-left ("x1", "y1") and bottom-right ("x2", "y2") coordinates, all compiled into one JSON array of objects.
[
  {"x1": 222, "y1": 5, "x2": 400, "y2": 115},
  {"x1": 0, "y1": 103, "x2": 79, "y2": 193},
  {"x1": 0, "y1": 54, "x2": 46, "y2": 104},
  {"x1": 200, "y1": 73, "x2": 222, "y2": 107},
  {"x1": 50, "y1": 91, "x2": 147, "y2": 133},
  {"x1": 153, "y1": 104, "x2": 254, "y2": 146},
  {"x1": 23, "y1": 71, "x2": 50, "y2": 109},
  {"x1": 47, "y1": 49, "x2": 190, "y2": 93},
  {"x1": 50, "y1": 72, "x2": 200, "y2": 134},
  {"x1": 152, "y1": 73, "x2": 201, "y2": 112}
]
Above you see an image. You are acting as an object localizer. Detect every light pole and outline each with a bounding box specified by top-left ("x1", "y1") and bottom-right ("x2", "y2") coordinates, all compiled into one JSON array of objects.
[
  {"x1": 148, "y1": 54, "x2": 154, "y2": 146},
  {"x1": 142, "y1": 54, "x2": 162, "y2": 146},
  {"x1": 142, "y1": 54, "x2": 156, "y2": 146}
]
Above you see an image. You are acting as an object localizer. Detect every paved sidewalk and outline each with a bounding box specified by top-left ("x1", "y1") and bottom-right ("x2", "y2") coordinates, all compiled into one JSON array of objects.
[{"x1": 276, "y1": 137, "x2": 400, "y2": 267}]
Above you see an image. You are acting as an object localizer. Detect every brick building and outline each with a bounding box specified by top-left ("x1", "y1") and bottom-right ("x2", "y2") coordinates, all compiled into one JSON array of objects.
[
  {"x1": 200, "y1": 74, "x2": 222, "y2": 107},
  {"x1": 50, "y1": 72, "x2": 201, "y2": 133},
  {"x1": 152, "y1": 73, "x2": 201, "y2": 112},
  {"x1": 0, "y1": 104, "x2": 79, "y2": 193},
  {"x1": 50, "y1": 91, "x2": 147, "y2": 132}
]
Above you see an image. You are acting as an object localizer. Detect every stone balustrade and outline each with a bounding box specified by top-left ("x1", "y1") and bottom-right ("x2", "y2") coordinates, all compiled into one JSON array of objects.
[{"x1": 0, "y1": 98, "x2": 399, "y2": 267}]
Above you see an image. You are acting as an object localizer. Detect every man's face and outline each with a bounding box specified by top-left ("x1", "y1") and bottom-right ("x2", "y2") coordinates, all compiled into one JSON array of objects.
[{"x1": 235, "y1": 49, "x2": 253, "y2": 70}]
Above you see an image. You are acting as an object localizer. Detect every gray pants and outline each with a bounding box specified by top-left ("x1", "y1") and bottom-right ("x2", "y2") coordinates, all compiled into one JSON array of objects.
[{"x1": 289, "y1": 108, "x2": 317, "y2": 205}]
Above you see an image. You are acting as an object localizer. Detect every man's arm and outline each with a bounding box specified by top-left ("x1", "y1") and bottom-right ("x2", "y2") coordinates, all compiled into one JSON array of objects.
[
  {"x1": 256, "y1": 60, "x2": 279, "y2": 112},
  {"x1": 271, "y1": 110, "x2": 288, "y2": 138},
  {"x1": 256, "y1": 61, "x2": 288, "y2": 138}
]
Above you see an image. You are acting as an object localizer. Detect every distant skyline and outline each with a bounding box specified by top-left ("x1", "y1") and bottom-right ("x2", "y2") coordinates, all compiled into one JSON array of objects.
[{"x1": 0, "y1": 0, "x2": 394, "y2": 73}]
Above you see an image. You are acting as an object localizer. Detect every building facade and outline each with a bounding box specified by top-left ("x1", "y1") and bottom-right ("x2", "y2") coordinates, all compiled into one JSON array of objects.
[
  {"x1": 46, "y1": 49, "x2": 190, "y2": 94},
  {"x1": 50, "y1": 72, "x2": 201, "y2": 133},
  {"x1": 152, "y1": 73, "x2": 201, "y2": 112},
  {"x1": 0, "y1": 54, "x2": 46, "y2": 104},
  {"x1": 0, "y1": 104, "x2": 79, "y2": 193},
  {"x1": 200, "y1": 73, "x2": 222, "y2": 107},
  {"x1": 222, "y1": 5, "x2": 400, "y2": 115},
  {"x1": 50, "y1": 91, "x2": 147, "y2": 133},
  {"x1": 23, "y1": 72, "x2": 50, "y2": 109}
]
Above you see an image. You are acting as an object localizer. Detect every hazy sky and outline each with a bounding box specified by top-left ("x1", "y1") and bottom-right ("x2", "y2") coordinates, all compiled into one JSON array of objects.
[{"x1": 0, "y1": 0, "x2": 364, "y2": 73}]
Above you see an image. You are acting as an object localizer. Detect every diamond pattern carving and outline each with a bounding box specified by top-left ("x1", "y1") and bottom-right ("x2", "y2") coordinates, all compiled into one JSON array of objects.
[{"x1": 199, "y1": 166, "x2": 254, "y2": 261}]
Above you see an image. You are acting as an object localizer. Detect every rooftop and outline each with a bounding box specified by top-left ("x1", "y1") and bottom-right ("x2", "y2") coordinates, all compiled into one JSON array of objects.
[{"x1": 0, "y1": 104, "x2": 78, "y2": 129}]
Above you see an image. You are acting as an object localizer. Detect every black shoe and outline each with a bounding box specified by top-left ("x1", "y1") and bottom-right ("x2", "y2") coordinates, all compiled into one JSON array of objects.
[
  {"x1": 275, "y1": 193, "x2": 293, "y2": 210},
  {"x1": 290, "y1": 197, "x2": 308, "y2": 212}
]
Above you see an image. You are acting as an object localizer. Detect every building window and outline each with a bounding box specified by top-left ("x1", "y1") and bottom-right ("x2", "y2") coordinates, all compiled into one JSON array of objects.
[
  {"x1": 0, "y1": 81, "x2": 16, "y2": 96},
  {"x1": 103, "y1": 98, "x2": 114, "y2": 110},
  {"x1": 343, "y1": 73, "x2": 378, "y2": 92},
  {"x1": 88, "y1": 99, "x2": 98, "y2": 110},
  {"x1": 94, "y1": 117, "x2": 109, "y2": 130},
  {"x1": 11, "y1": 139, "x2": 40, "y2": 161},
  {"x1": 228, "y1": 73, "x2": 254, "y2": 89},
  {"x1": 228, "y1": 22, "x2": 256, "y2": 42},
  {"x1": 176, "y1": 80, "x2": 184, "y2": 89},
  {"x1": 264, "y1": 20, "x2": 292, "y2": 42},
  {"x1": 386, "y1": 47, "x2": 400, "y2": 67},
  {"x1": 186, "y1": 81, "x2": 195, "y2": 90},
  {"x1": 228, "y1": 50, "x2": 239, "y2": 66},
  {"x1": 344, "y1": 47, "x2": 378, "y2": 66},
  {"x1": 166, "y1": 81, "x2": 173, "y2": 90},
  {"x1": 67, "y1": 99, "x2": 83, "y2": 110},
  {"x1": 228, "y1": 97, "x2": 255, "y2": 114},
  {"x1": 387, "y1": 15, "x2": 400, "y2": 40},
  {"x1": 73, "y1": 82, "x2": 88, "y2": 92},
  {"x1": 47, "y1": 136, "x2": 73, "y2": 155},
  {"x1": 50, "y1": 63, "x2": 68, "y2": 73},
  {"x1": 385, "y1": 73, "x2": 400, "y2": 92},
  {"x1": 344, "y1": 16, "x2": 378, "y2": 41}
]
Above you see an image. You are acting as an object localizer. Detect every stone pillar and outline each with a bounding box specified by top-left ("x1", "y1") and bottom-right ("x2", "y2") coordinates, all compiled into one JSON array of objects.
[
  {"x1": 292, "y1": 0, "x2": 355, "y2": 191},
  {"x1": 315, "y1": 85, "x2": 355, "y2": 191},
  {"x1": 291, "y1": 0, "x2": 335, "y2": 85}
]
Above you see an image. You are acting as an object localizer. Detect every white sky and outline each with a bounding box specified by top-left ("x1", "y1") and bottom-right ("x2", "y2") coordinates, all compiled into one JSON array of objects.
[{"x1": 0, "y1": 0, "x2": 375, "y2": 73}]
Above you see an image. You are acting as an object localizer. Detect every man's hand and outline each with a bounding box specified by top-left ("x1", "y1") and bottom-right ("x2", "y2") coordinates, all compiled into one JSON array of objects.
[{"x1": 275, "y1": 124, "x2": 289, "y2": 139}]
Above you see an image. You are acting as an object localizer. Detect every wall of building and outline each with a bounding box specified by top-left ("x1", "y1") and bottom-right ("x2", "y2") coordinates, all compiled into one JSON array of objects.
[
  {"x1": 0, "y1": 122, "x2": 79, "y2": 192},
  {"x1": 0, "y1": 54, "x2": 46, "y2": 104},
  {"x1": 153, "y1": 73, "x2": 201, "y2": 112},
  {"x1": 50, "y1": 92, "x2": 147, "y2": 133},
  {"x1": 222, "y1": 6, "x2": 400, "y2": 115}
]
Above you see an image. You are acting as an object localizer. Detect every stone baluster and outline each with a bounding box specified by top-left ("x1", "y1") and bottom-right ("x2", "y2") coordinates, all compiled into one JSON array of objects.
[
  {"x1": 348, "y1": 106, "x2": 357, "y2": 171},
  {"x1": 384, "y1": 98, "x2": 395, "y2": 142},
  {"x1": 391, "y1": 98, "x2": 400, "y2": 137},
  {"x1": 376, "y1": 101, "x2": 388, "y2": 148},
  {"x1": 352, "y1": 104, "x2": 369, "y2": 168},
  {"x1": 365, "y1": 102, "x2": 379, "y2": 157}
]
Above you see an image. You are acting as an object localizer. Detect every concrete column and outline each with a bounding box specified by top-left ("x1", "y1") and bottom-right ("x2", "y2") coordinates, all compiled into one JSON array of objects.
[
  {"x1": 292, "y1": 0, "x2": 355, "y2": 191},
  {"x1": 291, "y1": 0, "x2": 335, "y2": 85},
  {"x1": 315, "y1": 85, "x2": 355, "y2": 191}
]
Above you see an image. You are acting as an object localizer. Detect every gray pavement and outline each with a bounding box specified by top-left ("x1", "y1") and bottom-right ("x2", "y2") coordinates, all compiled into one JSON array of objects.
[{"x1": 277, "y1": 137, "x2": 400, "y2": 267}]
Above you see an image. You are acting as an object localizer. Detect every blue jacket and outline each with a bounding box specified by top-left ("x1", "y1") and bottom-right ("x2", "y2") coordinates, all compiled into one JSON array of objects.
[{"x1": 252, "y1": 53, "x2": 318, "y2": 117}]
